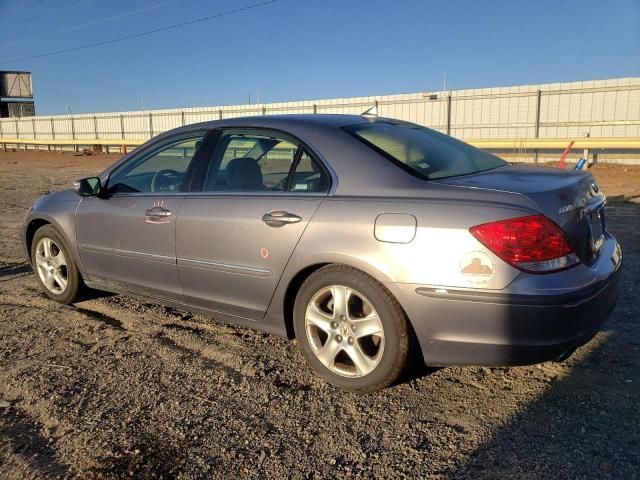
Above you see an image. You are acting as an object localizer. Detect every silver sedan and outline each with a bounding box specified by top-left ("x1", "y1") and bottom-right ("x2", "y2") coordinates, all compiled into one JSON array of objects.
[{"x1": 23, "y1": 114, "x2": 622, "y2": 392}]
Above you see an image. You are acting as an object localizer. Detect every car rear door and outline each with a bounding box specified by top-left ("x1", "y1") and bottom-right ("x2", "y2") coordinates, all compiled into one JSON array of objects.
[
  {"x1": 175, "y1": 128, "x2": 331, "y2": 320},
  {"x1": 76, "y1": 131, "x2": 209, "y2": 300}
]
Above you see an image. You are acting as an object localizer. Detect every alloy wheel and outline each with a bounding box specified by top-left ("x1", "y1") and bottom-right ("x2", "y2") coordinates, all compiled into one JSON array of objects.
[
  {"x1": 35, "y1": 237, "x2": 68, "y2": 295},
  {"x1": 305, "y1": 285, "x2": 385, "y2": 377}
]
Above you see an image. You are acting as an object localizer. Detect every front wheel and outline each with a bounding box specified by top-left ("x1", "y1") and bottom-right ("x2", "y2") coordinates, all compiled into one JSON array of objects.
[
  {"x1": 31, "y1": 224, "x2": 83, "y2": 304},
  {"x1": 293, "y1": 265, "x2": 411, "y2": 392}
]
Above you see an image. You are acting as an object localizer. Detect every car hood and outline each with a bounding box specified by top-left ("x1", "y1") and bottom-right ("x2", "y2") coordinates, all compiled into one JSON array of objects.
[{"x1": 31, "y1": 188, "x2": 80, "y2": 210}]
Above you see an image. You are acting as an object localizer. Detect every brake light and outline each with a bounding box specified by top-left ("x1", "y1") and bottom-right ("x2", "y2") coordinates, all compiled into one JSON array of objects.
[{"x1": 469, "y1": 215, "x2": 579, "y2": 273}]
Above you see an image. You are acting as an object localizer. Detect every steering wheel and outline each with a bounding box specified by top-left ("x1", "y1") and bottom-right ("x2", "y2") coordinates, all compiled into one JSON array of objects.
[{"x1": 151, "y1": 169, "x2": 182, "y2": 192}]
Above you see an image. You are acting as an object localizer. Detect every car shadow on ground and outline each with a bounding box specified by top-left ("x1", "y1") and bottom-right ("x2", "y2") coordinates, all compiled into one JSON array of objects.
[
  {"x1": 77, "y1": 288, "x2": 114, "y2": 302},
  {"x1": 400, "y1": 363, "x2": 442, "y2": 384},
  {"x1": 0, "y1": 262, "x2": 32, "y2": 281},
  {"x1": 450, "y1": 196, "x2": 640, "y2": 478},
  {"x1": 0, "y1": 406, "x2": 69, "y2": 478}
]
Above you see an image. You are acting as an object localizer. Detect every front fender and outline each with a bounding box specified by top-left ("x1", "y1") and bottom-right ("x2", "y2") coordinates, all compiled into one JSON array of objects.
[{"x1": 24, "y1": 190, "x2": 84, "y2": 275}]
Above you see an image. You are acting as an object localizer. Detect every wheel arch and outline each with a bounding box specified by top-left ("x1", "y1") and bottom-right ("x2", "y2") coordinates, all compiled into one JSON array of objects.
[
  {"x1": 282, "y1": 263, "x2": 330, "y2": 339},
  {"x1": 279, "y1": 257, "x2": 398, "y2": 340},
  {"x1": 25, "y1": 218, "x2": 51, "y2": 258},
  {"x1": 24, "y1": 214, "x2": 85, "y2": 277}
]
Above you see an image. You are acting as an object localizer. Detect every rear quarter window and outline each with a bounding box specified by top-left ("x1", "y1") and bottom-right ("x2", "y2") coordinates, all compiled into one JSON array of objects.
[{"x1": 343, "y1": 121, "x2": 506, "y2": 180}]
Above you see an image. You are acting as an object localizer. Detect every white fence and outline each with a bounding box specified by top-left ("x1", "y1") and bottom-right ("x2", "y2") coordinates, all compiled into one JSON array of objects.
[{"x1": 1, "y1": 77, "x2": 639, "y2": 162}]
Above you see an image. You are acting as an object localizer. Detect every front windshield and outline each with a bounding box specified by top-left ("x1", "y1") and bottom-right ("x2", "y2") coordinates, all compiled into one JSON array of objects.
[{"x1": 344, "y1": 121, "x2": 507, "y2": 180}]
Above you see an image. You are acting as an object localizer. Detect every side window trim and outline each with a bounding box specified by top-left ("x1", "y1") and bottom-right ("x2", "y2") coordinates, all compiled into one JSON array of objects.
[
  {"x1": 188, "y1": 127, "x2": 332, "y2": 195},
  {"x1": 283, "y1": 145, "x2": 304, "y2": 192},
  {"x1": 105, "y1": 130, "x2": 208, "y2": 196},
  {"x1": 201, "y1": 127, "x2": 300, "y2": 194},
  {"x1": 202, "y1": 131, "x2": 233, "y2": 190},
  {"x1": 181, "y1": 129, "x2": 221, "y2": 193}
]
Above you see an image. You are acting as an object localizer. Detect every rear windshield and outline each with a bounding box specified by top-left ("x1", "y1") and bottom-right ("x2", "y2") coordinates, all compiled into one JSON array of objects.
[{"x1": 343, "y1": 121, "x2": 507, "y2": 180}]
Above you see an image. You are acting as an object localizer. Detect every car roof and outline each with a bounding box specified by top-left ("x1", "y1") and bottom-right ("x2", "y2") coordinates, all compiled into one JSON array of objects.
[{"x1": 174, "y1": 113, "x2": 392, "y2": 132}]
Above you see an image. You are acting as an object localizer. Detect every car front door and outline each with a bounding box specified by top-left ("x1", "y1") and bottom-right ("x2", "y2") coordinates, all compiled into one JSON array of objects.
[
  {"x1": 175, "y1": 129, "x2": 331, "y2": 320},
  {"x1": 76, "y1": 131, "x2": 208, "y2": 300}
]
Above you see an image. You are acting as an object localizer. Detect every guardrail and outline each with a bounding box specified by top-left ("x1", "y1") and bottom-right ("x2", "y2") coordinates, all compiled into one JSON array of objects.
[
  {"x1": 469, "y1": 138, "x2": 640, "y2": 150},
  {"x1": 2, "y1": 137, "x2": 640, "y2": 152},
  {"x1": 0, "y1": 137, "x2": 145, "y2": 153}
]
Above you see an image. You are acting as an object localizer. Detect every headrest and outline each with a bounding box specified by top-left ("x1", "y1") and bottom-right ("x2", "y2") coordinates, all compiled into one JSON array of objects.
[{"x1": 225, "y1": 157, "x2": 263, "y2": 188}]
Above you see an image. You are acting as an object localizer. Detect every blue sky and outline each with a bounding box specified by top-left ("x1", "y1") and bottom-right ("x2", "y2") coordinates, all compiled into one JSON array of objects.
[{"x1": 1, "y1": 0, "x2": 638, "y2": 115}]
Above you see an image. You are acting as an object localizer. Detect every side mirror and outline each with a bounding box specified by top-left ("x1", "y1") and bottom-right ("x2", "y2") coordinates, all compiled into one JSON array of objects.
[{"x1": 73, "y1": 177, "x2": 102, "y2": 197}]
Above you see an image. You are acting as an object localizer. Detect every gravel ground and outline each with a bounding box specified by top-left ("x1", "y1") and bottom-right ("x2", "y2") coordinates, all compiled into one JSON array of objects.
[{"x1": 0, "y1": 150, "x2": 638, "y2": 479}]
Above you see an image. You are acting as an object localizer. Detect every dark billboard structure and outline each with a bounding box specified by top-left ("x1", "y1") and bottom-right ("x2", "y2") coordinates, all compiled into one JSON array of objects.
[{"x1": 0, "y1": 71, "x2": 34, "y2": 118}]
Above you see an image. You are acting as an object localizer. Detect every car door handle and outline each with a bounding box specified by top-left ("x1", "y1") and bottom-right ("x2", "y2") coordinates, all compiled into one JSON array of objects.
[
  {"x1": 262, "y1": 211, "x2": 302, "y2": 226},
  {"x1": 145, "y1": 207, "x2": 172, "y2": 218}
]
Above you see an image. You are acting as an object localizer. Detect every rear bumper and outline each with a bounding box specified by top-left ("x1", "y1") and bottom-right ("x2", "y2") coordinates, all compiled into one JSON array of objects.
[{"x1": 393, "y1": 235, "x2": 622, "y2": 366}]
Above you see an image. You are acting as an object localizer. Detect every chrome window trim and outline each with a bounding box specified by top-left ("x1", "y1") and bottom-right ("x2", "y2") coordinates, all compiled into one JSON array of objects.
[
  {"x1": 109, "y1": 192, "x2": 185, "y2": 198},
  {"x1": 103, "y1": 129, "x2": 209, "y2": 192},
  {"x1": 200, "y1": 126, "x2": 338, "y2": 196},
  {"x1": 101, "y1": 126, "x2": 339, "y2": 196},
  {"x1": 181, "y1": 191, "x2": 329, "y2": 198}
]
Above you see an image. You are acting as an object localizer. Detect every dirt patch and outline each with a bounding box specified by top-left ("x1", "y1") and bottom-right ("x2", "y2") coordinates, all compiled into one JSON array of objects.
[{"x1": 0, "y1": 151, "x2": 638, "y2": 478}]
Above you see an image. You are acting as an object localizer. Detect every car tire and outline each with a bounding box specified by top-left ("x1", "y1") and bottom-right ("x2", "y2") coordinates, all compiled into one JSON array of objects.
[
  {"x1": 293, "y1": 264, "x2": 411, "y2": 392},
  {"x1": 31, "y1": 224, "x2": 83, "y2": 304}
]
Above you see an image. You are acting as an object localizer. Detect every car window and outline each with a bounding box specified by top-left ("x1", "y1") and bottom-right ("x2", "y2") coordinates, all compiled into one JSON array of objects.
[
  {"x1": 203, "y1": 133, "x2": 298, "y2": 192},
  {"x1": 289, "y1": 150, "x2": 330, "y2": 193},
  {"x1": 343, "y1": 121, "x2": 507, "y2": 180},
  {"x1": 108, "y1": 134, "x2": 204, "y2": 194}
]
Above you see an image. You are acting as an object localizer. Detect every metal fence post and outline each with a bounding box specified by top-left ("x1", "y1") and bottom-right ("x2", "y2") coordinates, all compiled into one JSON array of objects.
[
  {"x1": 49, "y1": 118, "x2": 55, "y2": 151},
  {"x1": 15, "y1": 118, "x2": 19, "y2": 139},
  {"x1": 446, "y1": 95, "x2": 452, "y2": 136},
  {"x1": 32, "y1": 117, "x2": 36, "y2": 140},
  {"x1": 149, "y1": 113, "x2": 153, "y2": 138},
  {"x1": 535, "y1": 90, "x2": 542, "y2": 138},
  {"x1": 534, "y1": 89, "x2": 542, "y2": 163},
  {"x1": 313, "y1": 104, "x2": 317, "y2": 114},
  {"x1": 181, "y1": 111, "x2": 186, "y2": 126},
  {"x1": 71, "y1": 117, "x2": 77, "y2": 152},
  {"x1": 219, "y1": 109, "x2": 223, "y2": 120},
  {"x1": 262, "y1": 106, "x2": 267, "y2": 115},
  {"x1": 120, "y1": 114, "x2": 125, "y2": 139},
  {"x1": 534, "y1": 89, "x2": 542, "y2": 138},
  {"x1": 93, "y1": 115, "x2": 98, "y2": 139}
]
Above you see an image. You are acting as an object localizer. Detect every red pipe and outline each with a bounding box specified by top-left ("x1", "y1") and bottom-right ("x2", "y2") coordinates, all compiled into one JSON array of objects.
[{"x1": 558, "y1": 140, "x2": 575, "y2": 168}]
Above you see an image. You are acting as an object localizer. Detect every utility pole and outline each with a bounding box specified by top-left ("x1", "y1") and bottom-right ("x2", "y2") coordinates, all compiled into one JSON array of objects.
[{"x1": 443, "y1": 72, "x2": 447, "y2": 92}]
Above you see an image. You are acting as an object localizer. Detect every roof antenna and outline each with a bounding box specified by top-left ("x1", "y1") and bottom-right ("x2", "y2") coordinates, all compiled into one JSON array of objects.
[{"x1": 361, "y1": 105, "x2": 378, "y2": 118}]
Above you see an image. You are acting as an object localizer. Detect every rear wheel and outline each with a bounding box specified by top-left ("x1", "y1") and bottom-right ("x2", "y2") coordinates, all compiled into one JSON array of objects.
[
  {"x1": 31, "y1": 225, "x2": 83, "y2": 304},
  {"x1": 293, "y1": 265, "x2": 411, "y2": 392}
]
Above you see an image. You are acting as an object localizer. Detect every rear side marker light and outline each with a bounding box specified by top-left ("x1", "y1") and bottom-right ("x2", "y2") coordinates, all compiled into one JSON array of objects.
[{"x1": 469, "y1": 214, "x2": 579, "y2": 273}]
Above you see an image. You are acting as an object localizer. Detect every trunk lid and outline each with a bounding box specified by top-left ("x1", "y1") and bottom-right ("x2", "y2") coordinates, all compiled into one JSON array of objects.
[{"x1": 435, "y1": 165, "x2": 606, "y2": 264}]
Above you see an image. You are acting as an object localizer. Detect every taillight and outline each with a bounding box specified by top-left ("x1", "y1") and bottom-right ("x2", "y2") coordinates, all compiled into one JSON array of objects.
[{"x1": 469, "y1": 215, "x2": 579, "y2": 273}]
